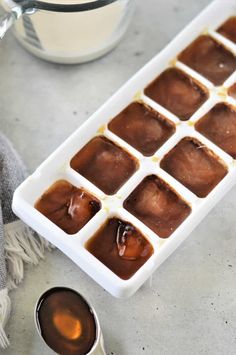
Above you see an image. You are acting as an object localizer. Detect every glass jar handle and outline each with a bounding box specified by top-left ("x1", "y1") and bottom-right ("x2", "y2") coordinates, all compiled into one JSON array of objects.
[{"x1": 0, "y1": 5, "x2": 22, "y2": 39}]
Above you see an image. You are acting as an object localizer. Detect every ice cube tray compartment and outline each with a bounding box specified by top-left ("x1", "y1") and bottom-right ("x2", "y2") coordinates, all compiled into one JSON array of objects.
[
  {"x1": 13, "y1": 0, "x2": 236, "y2": 297},
  {"x1": 195, "y1": 102, "x2": 236, "y2": 159},
  {"x1": 217, "y1": 17, "x2": 236, "y2": 44},
  {"x1": 228, "y1": 82, "x2": 236, "y2": 99},
  {"x1": 85, "y1": 216, "x2": 155, "y2": 280},
  {"x1": 107, "y1": 102, "x2": 176, "y2": 156},
  {"x1": 34, "y1": 180, "x2": 102, "y2": 235},
  {"x1": 70, "y1": 135, "x2": 139, "y2": 195},
  {"x1": 177, "y1": 35, "x2": 236, "y2": 86}
]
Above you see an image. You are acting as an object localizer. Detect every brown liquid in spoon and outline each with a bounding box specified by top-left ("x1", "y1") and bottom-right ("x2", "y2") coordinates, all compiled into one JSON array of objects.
[{"x1": 36, "y1": 288, "x2": 96, "y2": 355}]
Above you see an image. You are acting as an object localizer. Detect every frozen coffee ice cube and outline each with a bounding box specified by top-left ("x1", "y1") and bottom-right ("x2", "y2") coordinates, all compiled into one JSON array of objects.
[
  {"x1": 160, "y1": 137, "x2": 228, "y2": 197},
  {"x1": 108, "y1": 102, "x2": 175, "y2": 156},
  {"x1": 124, "y1": 175, "x2": 191, "y2": 238},
  {"x1": 218, "y1": 17, "x2": 236, "y2": 44},
  {"x1": 228, "y1": 83, "x2": 236, "y2": 100},
  {"x1": 35, "y1": 180, "x2": 101, "y2": 234},
  {"x1": 85, "y1": 218, "x2": 153, "y2": 280},
  {"x1": 70, "y1": 136, "x2": 138, "y2": 195},
  {"x1": 178, "y1": 35, "x2": 236, "y2": 85},
  {"x1": 195, "y1": 103, "x2": 236, "y2": 159},
  {"x1": 144, "y1": 68, "x2": 208, "y2": 121}
]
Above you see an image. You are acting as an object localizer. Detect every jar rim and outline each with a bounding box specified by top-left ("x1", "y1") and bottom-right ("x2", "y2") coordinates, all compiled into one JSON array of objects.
[{"x1": 17, "y1": 0, "x2": 120, "y2": 13}]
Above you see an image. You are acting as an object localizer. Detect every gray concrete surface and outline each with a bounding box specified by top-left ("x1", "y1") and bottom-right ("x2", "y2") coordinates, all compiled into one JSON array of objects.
[{"x1": 1, "y1": 0, "x2": 236, "y2": 354}]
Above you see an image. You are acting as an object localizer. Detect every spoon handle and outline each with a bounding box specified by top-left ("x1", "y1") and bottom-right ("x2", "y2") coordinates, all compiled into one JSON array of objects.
[{"x1": 94, "y1": 333, "x2": 107, "y2": 355}]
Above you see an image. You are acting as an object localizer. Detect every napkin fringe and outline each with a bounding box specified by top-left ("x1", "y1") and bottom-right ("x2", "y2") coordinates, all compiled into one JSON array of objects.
[
  {"x1": 4, "y1": 220, "x2": 53, "y2": 289},
  {"x1": 0, "y1": 221, "x2": 54, "y2": 349},
  {"x1": 0, "y1": 288, "x2": 10, "y2": 349}
]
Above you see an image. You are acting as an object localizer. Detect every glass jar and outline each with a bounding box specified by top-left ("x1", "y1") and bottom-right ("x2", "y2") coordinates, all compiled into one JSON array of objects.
[{"x1": 1, "y1": 0, "x2": 135, "y2": 63}]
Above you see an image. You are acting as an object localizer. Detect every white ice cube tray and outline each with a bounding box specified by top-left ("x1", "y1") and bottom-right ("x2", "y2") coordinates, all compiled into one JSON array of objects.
[{"x1": 13, "y1": 0, "x2": 236, "y2": 298}]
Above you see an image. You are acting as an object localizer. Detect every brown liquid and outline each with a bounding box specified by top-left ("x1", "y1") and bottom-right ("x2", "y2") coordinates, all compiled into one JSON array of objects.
[
  {"x1": 36, "y1": 287, "x2": 96, "y2": 355},
  {"x1": 195, "y1": 103, "x2": 236, "y2": 159},
  {"x1": 85, "y1": 218, "x2": 153, "y2": 279},
  {"x1": 35, "y1": 180, "x2": 101, "y2": 234},
  {"x1": 108, "y1": 102, "x2": 175, "y2": 156},
  {"x1": 160, "y1": 137, "x2": 228, "y2": 198},
  {"x1": 178, "y1": 35, "x2": 236, "y2": 85},
  {"x1": 70, "y1": 136, "x2": 138, "y2": 195},
  {"x1": 218, "y1": 17, "x2": 236, "y2": 44},
  {"x1": 228, "y1": 83, "x2": 236, "y2": 100},
  {"x1": 124, "y1": 175, "x2": 191, "y2": 238},
  {"x1": 144, "y1": 68, "x2": 208, "y2": 121}
]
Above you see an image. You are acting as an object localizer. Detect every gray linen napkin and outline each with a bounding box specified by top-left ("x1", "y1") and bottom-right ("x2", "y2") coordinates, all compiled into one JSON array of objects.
[{"x1": 0, "y1": 133, "x2": 51, "y2": 349}]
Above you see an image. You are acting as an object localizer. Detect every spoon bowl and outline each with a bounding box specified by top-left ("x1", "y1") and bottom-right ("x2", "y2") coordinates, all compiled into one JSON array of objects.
[{"x1": 34, "y1": 287, "x2": 106, "y2": 355}]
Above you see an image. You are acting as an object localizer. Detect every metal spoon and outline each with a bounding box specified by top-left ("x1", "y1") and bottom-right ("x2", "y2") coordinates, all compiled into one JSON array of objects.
[{"x1": 34, "y1": 286, "x2": 106, "y2": 355}]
